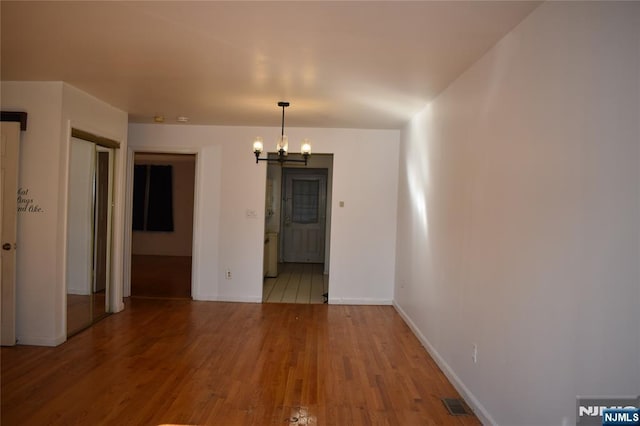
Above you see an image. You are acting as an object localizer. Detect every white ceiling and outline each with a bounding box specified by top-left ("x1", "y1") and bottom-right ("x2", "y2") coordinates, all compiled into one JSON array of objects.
[{"x1": 1, "y1": 1, "x2": 540, "y2": 129}]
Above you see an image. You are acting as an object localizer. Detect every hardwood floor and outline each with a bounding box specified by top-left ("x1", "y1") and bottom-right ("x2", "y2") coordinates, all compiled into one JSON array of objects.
[
  {"x1": 263, "y1": 263, "x2": 328, "y2": 304},
  {"x1": 1, "y1": 299, "x2": 480, "y2": 425},
  {"x1": 131, "y1": 255, "x2": 192, "y2": 299}
]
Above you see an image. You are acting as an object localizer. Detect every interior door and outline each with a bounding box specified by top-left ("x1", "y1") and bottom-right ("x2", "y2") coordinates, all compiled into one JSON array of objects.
[
  {"x1": 282, "y1": 168, "x2": 327, "y2": 263},
  {"x1": 1, "y1": 122, "x2": 20, "y2": 346}
]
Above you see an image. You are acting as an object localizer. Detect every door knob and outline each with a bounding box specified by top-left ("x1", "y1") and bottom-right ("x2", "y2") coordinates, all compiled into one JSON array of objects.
[{"x1": 2, "y1": 243, "x2": 11, "y2": 251}]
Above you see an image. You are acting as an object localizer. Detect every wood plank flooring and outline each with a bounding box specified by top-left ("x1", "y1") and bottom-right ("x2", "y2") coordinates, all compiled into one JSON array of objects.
[
  {"x1": 131, "y1": 255, "x2": 192, "y2": 299},
  {"x1": 263, "y1": 263, "x2": 328, "y2": 304},
  {"x1": 1, "y1": 299, "x2": 480, "y2": 425}
]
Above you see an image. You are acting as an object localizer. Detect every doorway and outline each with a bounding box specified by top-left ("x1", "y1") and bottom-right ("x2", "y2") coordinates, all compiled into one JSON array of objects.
[
  {"x1": 130, "y1": 153, "x2": 196, "y2": 299},
  {"x1": 262, "y1": 154, "x2": 333, "y2": 304}
]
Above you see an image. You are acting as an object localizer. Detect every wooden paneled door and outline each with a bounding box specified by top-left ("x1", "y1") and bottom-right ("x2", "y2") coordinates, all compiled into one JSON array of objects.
[{"x1": 281, "y1": 168, "x2": 327, "y2": 263}]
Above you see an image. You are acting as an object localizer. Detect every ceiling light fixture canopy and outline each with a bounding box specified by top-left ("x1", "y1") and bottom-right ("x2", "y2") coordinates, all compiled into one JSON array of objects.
[{"x1": 253, "y1": 101, "x2": 311, "y2": 166}]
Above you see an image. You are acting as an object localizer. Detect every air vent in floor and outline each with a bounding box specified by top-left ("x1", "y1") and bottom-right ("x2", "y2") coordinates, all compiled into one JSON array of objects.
[{"x1": 442, "y1": 398, "x2": 471, "y2": 416}]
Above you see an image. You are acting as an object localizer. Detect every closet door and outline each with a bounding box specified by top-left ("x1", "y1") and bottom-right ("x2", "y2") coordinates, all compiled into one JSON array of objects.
[
  {"x1": 66, "y1": 138, "x2": 114, "y2": 336},
  {"x1": 92, "y1": 147, "x2": 113, "y2": 322},
  {"x1": 67, "y1": 138, "x2": 95, "y2": 335}
]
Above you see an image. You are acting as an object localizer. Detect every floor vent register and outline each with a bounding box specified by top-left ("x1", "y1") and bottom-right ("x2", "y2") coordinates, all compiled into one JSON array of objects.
[{"x1": 442, "y1": 398, "x2": 471, "y2": 416}]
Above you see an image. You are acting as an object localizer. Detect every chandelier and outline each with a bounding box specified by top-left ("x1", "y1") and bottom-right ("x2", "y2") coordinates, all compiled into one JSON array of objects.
[{"x1": 252, "y1": 101, "x2": 311, "y2": 165}]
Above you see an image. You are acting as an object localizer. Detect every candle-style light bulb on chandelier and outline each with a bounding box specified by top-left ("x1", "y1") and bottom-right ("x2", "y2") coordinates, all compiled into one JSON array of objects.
[{"x1": 253, "y1": 101, "x2": 311, "y2": 166}]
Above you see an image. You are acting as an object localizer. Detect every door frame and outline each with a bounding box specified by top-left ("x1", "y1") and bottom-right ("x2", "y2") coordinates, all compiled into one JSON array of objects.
[{"x1": 123, "y1": 147, "x2": 200, "y2": 299}]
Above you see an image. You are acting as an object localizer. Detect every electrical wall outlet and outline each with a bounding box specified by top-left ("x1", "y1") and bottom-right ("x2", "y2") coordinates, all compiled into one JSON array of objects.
[
  {"x1": 472, "y1": 344, "x2": 478, "y2": 364},
  {"x1": 225, "y1": 269, "x2": 232, "y2": 280}
]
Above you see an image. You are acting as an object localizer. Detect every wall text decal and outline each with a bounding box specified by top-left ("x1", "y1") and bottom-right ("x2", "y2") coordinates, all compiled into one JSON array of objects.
[{"x1": 17, "y1": 188, "x2": 44, "y2": 213}]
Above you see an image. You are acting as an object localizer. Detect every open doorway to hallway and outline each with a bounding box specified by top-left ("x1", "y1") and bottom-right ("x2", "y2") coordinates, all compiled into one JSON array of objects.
[
  {"x1": 130, "y1": 153, "x2": 196, "y2": 299},
  {"x1": 262, "y1": 154, "x2": 333, "y2": 304}
]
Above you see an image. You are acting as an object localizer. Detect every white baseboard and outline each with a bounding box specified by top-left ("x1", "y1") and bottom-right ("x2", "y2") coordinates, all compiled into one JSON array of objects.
[
  {"x1": 329, "y1": 297, "x2": 393, "y2": 305},
  {"x1": 195, "y1": 294, "x2": 262, "y2": 303},
  {"x1": 221, "y1": 296, "x2": 262, "y2": 303},
  {"x1": 67, "y1": 288, "x2": 91, "y2": 296},
  {"x1": 392, "y1": 301, "x2": 496, "y2": 426},
  {"x1": 17, "y1": 333, "x2": 66, "y2": 347}
]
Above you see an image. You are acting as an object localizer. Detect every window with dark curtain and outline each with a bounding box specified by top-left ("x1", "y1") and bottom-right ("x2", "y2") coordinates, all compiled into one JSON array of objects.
[
  {"x1": 146, "y1": 165, "x2": 173, "y2": 231},
  {"x1": 132, "y1": 165, "x2": 147, "y2": 230},
  {"x1": 132, "y1": 164, "x2": 174, "y2": 232}
]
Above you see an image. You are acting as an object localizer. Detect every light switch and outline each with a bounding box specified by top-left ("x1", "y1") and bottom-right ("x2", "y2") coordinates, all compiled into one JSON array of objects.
[{"x1": 246, "y1": 209, "x2": 258, "y2": 218}]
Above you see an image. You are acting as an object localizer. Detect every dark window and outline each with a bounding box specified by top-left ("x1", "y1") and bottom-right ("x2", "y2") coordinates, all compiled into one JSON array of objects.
[{"x1": 132, "y1": 165, "x2": 174, "y2": 232}]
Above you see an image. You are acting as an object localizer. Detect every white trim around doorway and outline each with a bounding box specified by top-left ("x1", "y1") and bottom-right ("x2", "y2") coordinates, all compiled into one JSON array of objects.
[{"x1": 123, "y1": 146, "x2": 201, "y2": 300}]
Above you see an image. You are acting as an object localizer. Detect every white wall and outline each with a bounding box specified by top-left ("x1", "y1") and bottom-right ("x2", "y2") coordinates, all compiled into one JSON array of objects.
[
  {"x1": 394, "y1": 2, "x2": 640, "y2": 425},
  {"x1": 128, "y1": 125, "x2": 399, "y2": 304},
  {"x1": 1, "y1": 82, "x2": 64, "y2": 345},
  {"x1": 1, "y1": 81, "x2": 128, "y2": 346}
]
